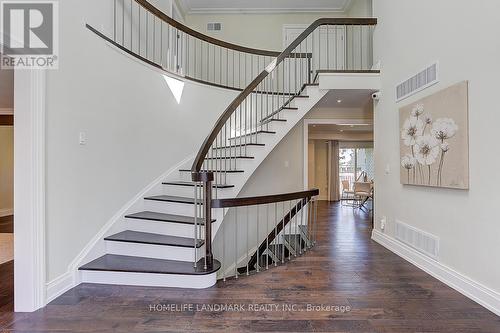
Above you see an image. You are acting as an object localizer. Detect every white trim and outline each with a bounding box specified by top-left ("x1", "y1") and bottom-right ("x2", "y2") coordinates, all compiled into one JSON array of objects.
[
  {"x1": 372, "y1": 229, "x2": 500, "y2": 316},
  {"x1": 80, "y1": 270, "x2": 217, "y2": 289},
  {"x1": 186, "y1": 8, "x2": 349, "y2": 15},
  {"x1": 303, "y1": 118, "x2": 373, "y2": 190},
  {"x1": 46, "y1": 271, "x2": 73, "y2": 303},
  {"x1": 45, "y1": 155, "x2": 196, "y2": 302},
  {"x1": 282, "y1": 24, "x2": 309, "y2": 48},
  {"x1": 0, "y1": 108, "x2": 14, "y2": 115},
  {"x1": 13, "y1": 69, "x2": 46, "y2": 312},
  {"x1": 0, "y1": 208, "x2": 13, "y2": 217}
]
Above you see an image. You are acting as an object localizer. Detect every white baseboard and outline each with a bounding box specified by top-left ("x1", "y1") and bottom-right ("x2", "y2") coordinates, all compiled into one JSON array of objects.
[
  {"x1": 45, "y1": 271, "x2": 75, "y2": 303},
  {"x1": 0, "y1": 208, "x2": 13, "y2": 217},
  {"x1": 372, "y1": 229, "x2": 500, "y2": 316},
  {"x1": 0, "y1": 108, "x2": 14, "y2": 115}
]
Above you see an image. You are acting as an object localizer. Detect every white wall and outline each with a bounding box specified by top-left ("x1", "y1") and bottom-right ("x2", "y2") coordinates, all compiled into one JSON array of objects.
[
  {"x1": 184, "y1": 0, "x2": 373, "y2": 52},
  {"x1": 347, "y1": 0, "x2": 373, "y2": 17},
  {"x1": 373, "y1": 0, "x2": 500, "y2": 297},
  {"x1": 43, "y1": 0, "x2": 237, "y2": 281}
]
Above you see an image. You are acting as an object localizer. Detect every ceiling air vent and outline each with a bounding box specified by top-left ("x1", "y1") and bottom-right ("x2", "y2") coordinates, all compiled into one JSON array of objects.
[
  {"x1": 396, "y1": 62, "x2": 439, "y2": 102},
  {"x1": 395, "y1": 220, "x2": 440, "y2": 260},
  {"x1": 207, "y1": 23, "x2": 222, "y2": 31}
]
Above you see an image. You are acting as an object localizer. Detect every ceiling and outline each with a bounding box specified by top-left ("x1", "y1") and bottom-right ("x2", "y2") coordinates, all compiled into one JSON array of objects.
[
  {"x1": 315, "y1": 89, "x2": 375, "y2": 109},
  {"x1": 178, "y1": 0, "x2": 352, "y2": 14},
  {"x1": 309, "y1": 124, "x2": 373, "y2": 135}
]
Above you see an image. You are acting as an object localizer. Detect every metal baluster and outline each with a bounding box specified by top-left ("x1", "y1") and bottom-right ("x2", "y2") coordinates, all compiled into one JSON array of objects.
[
  {"x1": 288, "y1": 200, "x2": 292, "y2": 260},
  {"x1": 293, "y1": 201, "x2": 301, "y2": 257},
  {"x1": 327, "y1": 25, "x2": 330, "y2": 69},
  {"x1": 246, "y1": 206, "x2": 249, "y2": 276},
  {"x1": 274, "y1": 202, "x2": 278, "y2": 266},
  {"x1": 113, "y1": 0, "x2": 117, "y2": 41},
  {"x1": 138, "y1": 5, "x2": 141, "y2": 55},
  {"x1": 234, "y1": 207, "x2": 238, "y2": 279},
  {"x1": 318, "y1": 26, "x2": 321, "y2": 71},
  {"x1": 222, "y1": 208, "x2": 226, "y2": 281},
  {"x1": 121, "y1": 0, "x2": 125, "y2": 45},
  {"x1": 130, "y1": 0, "x2": 133, "y2": 49},
  {"x1": 300, "y1": 199, "x2": 305, "y2": 253},
  {"x1": 145, "y1": 11, "x2": 148, "y2": 59},
  {"x1": 280, "y1": 201, "x2": 284, "y2": 263},
  {"x1": 314, "y1": 199, "x2": 318, "y2": 245},
  {"x1": 153, "y1": 16, "x2": 156, "y2": 63},
  {"x1": 266, "y1": 204, "x2": 269, "y2": 269},
  {"x1": 334, "y1": 25, "x2": 338, "y2": 70},
  {"x1": 159, "y1": 21, "x2": 163, "y2": 67},
  {"x1": 256, "y1": 204, "x2": 260, "y2": 273},
  {"x1": 193, "y1": 182, "x2": 198, "y2": 268}
]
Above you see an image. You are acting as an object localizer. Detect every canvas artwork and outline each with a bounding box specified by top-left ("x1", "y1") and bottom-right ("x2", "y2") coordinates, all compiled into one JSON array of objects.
[{"x1": 399, "y1": 81, "x2": 469, "y2": 189}]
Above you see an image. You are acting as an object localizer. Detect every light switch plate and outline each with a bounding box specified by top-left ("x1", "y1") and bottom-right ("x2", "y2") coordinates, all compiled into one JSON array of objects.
[{"x1": 79, "y1": 132, "x2": 87, "y2": 145}]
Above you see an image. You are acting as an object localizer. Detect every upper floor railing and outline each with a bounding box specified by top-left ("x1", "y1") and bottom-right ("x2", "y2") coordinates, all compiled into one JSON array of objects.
[{"x1": 89, "y1": 0, "x2": 375, "y2": 92}]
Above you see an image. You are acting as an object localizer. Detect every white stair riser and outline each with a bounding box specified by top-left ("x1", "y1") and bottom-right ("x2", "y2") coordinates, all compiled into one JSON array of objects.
[
  {"x1": 177, "y1": 171, "x2": 243, "y2": 186},
  {"x1": 80, "y1": 270, "x2": 217, "y2": 289},
  {"x1": 125, "y1": 218, "x2": 204, "y2": 238},
  {"x1": 162, "y1": 184, "x2": 234, "y2": 198},
  {"x1": 144, "y1": 199, "x2": 199, "y2": 216},
  {"x1": 105, "y1": 240, "x2": 203, "y2": 262}
]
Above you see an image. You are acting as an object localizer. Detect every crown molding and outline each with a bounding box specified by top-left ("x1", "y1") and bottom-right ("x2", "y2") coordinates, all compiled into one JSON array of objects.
[
  {"x1": 187, "y1": 8, "x2": 347, "y2": 15},
  {"x1": 182, "y1": 0, "x2": 352, "y2": 15}
]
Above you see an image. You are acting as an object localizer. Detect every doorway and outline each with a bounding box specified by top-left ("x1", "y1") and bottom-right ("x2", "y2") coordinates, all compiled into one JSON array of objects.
[{"x1": 0, "y1": 61, "x2": 14, "y2": 311}]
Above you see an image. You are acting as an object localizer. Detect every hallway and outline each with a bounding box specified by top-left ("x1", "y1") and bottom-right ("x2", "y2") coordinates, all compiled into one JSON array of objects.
[{"x1": 1, "y1": 202, "x2": 498, "y2": 332}]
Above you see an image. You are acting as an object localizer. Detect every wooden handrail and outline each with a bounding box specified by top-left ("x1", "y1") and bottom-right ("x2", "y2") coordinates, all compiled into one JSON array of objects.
[
  {"x1": 133, "y1": 0, "x2": 280, "y2": 57},
  {"x1": 212, "y1": 189, "x2": 319, "y2": 208},
  {"x1": 191, "y1": 17, "x2": 377, "y2": 173}
]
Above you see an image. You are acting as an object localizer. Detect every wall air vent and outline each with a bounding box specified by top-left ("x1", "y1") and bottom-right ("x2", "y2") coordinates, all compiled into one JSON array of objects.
[
  {"x1": 395, "y1": 220, "x2": 440, "y2": 260},
  {"x1": 396, "y1": 62, "x2": 438, "y2": 102},
  {"x1": 207, "y1": 23, "x2": 222, "y2": 31}
]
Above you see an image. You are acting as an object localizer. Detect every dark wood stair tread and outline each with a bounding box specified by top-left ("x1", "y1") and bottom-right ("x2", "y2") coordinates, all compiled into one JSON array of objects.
[
  {"x1": 205, "y1": 156, "x2": 254, "y2": 160},
  {"x1": 163, "y1": 181, "x2": 234, "y2": 189},
  {"x1": 229, "y1": 130, "x2": 275, "y2": 140},
  {"x1": 125, "y1": 211, "x2": 214, "y2": 225},
  {"x1": 213, "y1": 143, "x2": 265, "y2": 150},
  {"x1": 104, "y1": 230, "x2": 203, "y2": 248},
  {"x1": 79, "y1": 254, "x2": 221, "y2": 275},
  {"x1": 144, "y1": 195, "x2": 200, "y2": 205},
  {"x1": 179, "y1": 169, "x2": 244, "y2": 173}
]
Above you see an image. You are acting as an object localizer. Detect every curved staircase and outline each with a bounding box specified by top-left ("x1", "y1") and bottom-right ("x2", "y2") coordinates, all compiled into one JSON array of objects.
[{"x1": 79, "y1": 0, "x2": 377, "y2": 289}]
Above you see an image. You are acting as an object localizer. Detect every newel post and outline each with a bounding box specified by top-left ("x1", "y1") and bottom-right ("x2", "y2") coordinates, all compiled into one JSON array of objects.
[{"x1": 192, "y1": 171, "x2": 214, "y2": 269}]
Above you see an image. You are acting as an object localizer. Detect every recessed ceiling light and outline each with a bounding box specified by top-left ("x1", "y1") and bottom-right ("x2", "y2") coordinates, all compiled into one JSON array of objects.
[
  {"x1": 337, "y1": 99, "x2": 342, "y2": 103},
  {"x1": 340, "y1": 129, "x2": 344, "y2": 132}
]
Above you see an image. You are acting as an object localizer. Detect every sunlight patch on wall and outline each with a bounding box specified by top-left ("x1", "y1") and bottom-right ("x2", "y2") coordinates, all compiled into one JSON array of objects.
[{"x1": 163, "y1": 75, "x2": 185, "y2": 104}]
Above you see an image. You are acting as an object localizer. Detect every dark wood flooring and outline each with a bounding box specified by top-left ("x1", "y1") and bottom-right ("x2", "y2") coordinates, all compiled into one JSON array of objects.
[
  {"x1": 0, "y1": 215, "x2": 13, "y2": 233},
  {"x1": 1, "y1": 202, "x2": 498, "y2": 332}
]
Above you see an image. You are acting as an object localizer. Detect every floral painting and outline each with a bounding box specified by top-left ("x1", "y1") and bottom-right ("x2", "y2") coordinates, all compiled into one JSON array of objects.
[{"x1": 400, "y1": 81, "x2": 469, "y2": 189}]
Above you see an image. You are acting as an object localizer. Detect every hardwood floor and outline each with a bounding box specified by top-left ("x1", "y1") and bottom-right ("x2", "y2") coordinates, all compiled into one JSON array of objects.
[
  {"x1": 0, "y1": 215, "x2": 13, "y2": 233},
  {"x1": 1, "y1": 202, "x2": 499, "y2": 332}
]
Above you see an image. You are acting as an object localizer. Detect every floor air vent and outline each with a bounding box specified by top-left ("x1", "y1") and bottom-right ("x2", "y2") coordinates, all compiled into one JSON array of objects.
[
  {"x1": 396, "y1": 63, "x2": 438, "y2": 102},
  {"x1": 395, "y1": 220, "x2": 439, "y2": 260}
]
